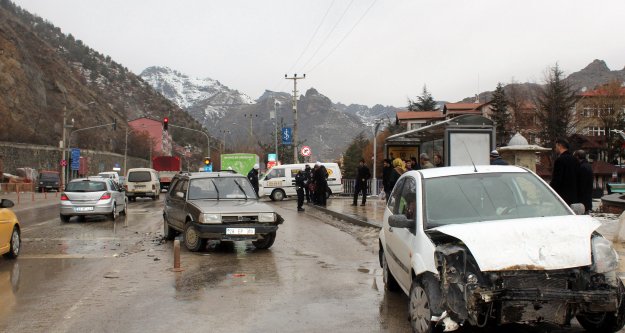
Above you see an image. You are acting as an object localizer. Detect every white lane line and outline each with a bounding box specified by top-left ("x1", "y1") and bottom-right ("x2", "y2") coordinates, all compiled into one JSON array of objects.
[
  {"x1": 18, "y1": 254, "x2": 117, "y2": 259},
  {"x1": 21, "y1": 217, "x2": 59, "y2": 232}
]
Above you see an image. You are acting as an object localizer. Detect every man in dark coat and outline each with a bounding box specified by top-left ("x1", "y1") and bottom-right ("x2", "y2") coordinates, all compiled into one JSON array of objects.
[
  {"x1": 382, "y1": 159, "x2": 394, "y2": 195},
  {"x1": 247, "y1": 164, "x2": 260, "y2": 196},
  {"x1": 550, "y1": 138, "x2": 579, "y2": 205},
  {"x1": 313, "y1": 162, "x2": 328, "y2": 206},
  {"x1": 294, "y1": 168, "x2": 306, "y2": 212},
  {"x1": 489, "y1": 150, "x2": 508, "y2": 165},
  {"x1": 574, "y1": 150, "x2": 594, "y2": 213},
  {"x1": 304, "y1": 164, "x2": 312, "y2": 203},
  {"x1": 353, "y1": 159, "x2": 371, "y2": 206}
]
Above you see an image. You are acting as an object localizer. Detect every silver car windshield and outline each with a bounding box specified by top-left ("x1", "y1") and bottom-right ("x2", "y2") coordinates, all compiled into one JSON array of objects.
[
  {"x1": 66, "y1": 181, "x2": 106, "y2": 192},
  {"x1": 423, "y1": 172, "x2": 571, "y2": 227},
  {"x1": 188, "y1": 177, "x2": 257, "y2": 200}
]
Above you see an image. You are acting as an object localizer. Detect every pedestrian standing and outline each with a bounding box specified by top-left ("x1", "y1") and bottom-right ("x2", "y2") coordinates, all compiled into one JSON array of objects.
[
  {"x1": 411, "y1": 156, "x2": 421, "y2": 170},
  {"x1": 489, "y1": 150, "x2": 508, "y2": 165},
  {"x1": 390, "y1": 158, "x2": 406, "y2": 191},
  {"x1": 405, "y1": 160, "x2": 413, "y2": 171},
  {"x1": 352, "y1": 159, "x2": 371, "y2": 206},
  {"x1": 433, "y1": 153, "x2": 443, "y2": 167},
  {"x1": 550, "y1": 138, "x2": 579, "y2": 205},
  {"x1": 574, "y1": 150, "x2": 594, "y2": 214},
  {"x1": 247, "y1": 164, "x2": 260, "y2": 196},
  {"x1": 420, "y1": 153, "x2": 434, "y2": 169},
  {"x1": 382, "y1": 159, "x2": 393, "y2": 197},
  {"x1": 304, "y1": 164, "x2": 312, "y2": 203},
  {"x1": 294, "y1": 168, "x2": 306, "y2": 212},
  {"x1": 313, "y1": 162, "x2": 328, "y2": 206}
]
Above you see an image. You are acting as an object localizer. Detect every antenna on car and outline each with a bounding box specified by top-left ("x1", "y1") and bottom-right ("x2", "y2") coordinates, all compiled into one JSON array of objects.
[{"x1": 461, "y1": 140, "x2": 478, "y2": 173}]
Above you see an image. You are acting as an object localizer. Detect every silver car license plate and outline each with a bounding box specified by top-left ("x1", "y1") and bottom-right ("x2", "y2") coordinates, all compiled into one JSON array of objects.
[
  {"x1": 226, "y1": 228, "x2": 255, "y2": 235},
  {"x1": 74, "y1": 207, "x2": 94, "y2": 212}
]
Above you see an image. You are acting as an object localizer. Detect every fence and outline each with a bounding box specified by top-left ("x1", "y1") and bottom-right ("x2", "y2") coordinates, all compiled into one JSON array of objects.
[
  {"x1": 1, "y1": 183, "x2": 35, "y2": 193},
  {"x1": 340, "y1": 179, "x2": 384, "y2": 196},
  {"x1": 0, "y1": 182, "x2": 60, "y2": 205}
]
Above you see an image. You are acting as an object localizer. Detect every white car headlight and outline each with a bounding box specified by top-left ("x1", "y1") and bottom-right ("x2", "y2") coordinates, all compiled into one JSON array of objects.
[
  {"x1": 591, "y1": 236, "x2": 619, "y2": 273},
  {"x1": 258, "y1": 213, "x2": 275, "y2": 222},
  {"x1": 199, "y1": 213, "x2": 221, "y2": 224}
]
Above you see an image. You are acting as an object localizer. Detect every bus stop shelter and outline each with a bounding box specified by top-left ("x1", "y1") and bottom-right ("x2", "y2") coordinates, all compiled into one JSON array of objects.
[{"x1": 385, "y1": 114, "x2": 495, "y2": 166}]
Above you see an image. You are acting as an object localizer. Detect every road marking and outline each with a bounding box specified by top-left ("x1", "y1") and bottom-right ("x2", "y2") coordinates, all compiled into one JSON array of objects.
[
  {"x1": 22, "y1": 237, "x2": 122, "y2": 241},
  {"x1": 21, "y1": 217, "x2": 59, "y2": 232},
  {"x1": 17, "y1": 254, "x2": 117, "y2": 259}
]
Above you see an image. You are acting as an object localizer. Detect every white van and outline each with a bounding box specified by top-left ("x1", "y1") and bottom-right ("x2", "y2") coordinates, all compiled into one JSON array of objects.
[
  {"x1": 259, "y1": 163, "x2": 343, "y2": 201},
  {"x1": 125, "y1": 168, "x2": 160, "y2": 201},
  {"x1": 98, "y1": 171, "x2": 120, "y2": 185}
]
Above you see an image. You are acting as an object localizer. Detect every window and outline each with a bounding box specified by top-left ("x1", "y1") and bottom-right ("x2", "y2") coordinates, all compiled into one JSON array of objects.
[
  {"x1": 66, "y1": 181, "x2": 106, "y2": 192},
  {"x1": 398, "y1": 178, "x2": 417, "y2": 221},
  {"x1": 266, "y1": 168, "x2": 285, "y2": 179},
  {"x1": 188, "y1": 177, "x2": 256, "y2": 200},
  {"x1": 387, "y1": 179, "x2": 405, "y2": 215},
  {"x1": 128, "y1": 171, "x2": 151, "y2": 182},
  {"x1": 585, "y1": 126, "x2": 605, "y2": 136}
]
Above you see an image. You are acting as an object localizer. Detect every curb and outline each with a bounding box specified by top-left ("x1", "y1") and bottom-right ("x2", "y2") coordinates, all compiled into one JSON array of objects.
[{"x1": 307, "y1": 203, "x2": 381, "y2": 229}]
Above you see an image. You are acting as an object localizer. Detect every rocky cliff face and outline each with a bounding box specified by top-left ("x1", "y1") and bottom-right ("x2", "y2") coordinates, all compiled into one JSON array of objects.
[
  {"x1": 566, "y1": 59, "x2": 625, "y2": 90},
  {"x1": 0, "y1": 1, "x2": 206, "y2": 154}
]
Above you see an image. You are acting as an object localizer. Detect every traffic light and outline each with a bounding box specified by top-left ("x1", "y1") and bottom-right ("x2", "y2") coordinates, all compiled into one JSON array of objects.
[
  {"x1": 112, "y1": 118, "x2": 117, "y2": 131},
  {"x1": 204, "y1": 157, "x2": 211, "y2": 165},
  {"x1": 163, "y1": 117, "x2": 169, "y2": 130}
]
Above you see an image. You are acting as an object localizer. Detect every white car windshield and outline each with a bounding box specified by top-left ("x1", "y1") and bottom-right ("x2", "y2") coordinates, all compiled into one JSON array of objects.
[
  {"x1": 423, "y1": 172, "x2": 571, "y2": 227},
  {"x1": 188, "y1": 177, "x2": 257, "y2": 200}
]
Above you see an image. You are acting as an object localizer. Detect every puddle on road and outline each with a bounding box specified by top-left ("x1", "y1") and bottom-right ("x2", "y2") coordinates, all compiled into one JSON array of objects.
[
  {"x1": 172, "y1": 242, "x2": 280, "y2": 300},
  {"x1": 0, "y1": 258, "x2": 104, "y2": 322}
]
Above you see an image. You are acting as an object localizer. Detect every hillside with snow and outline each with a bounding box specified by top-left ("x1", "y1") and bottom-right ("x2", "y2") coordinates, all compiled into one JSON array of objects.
[{"x1": 140, "y1": 66, "x2": 253, "y2": 127}]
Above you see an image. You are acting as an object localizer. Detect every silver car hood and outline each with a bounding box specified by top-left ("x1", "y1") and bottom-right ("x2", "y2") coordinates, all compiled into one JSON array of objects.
[
  {"x1": 189, "y1": 200, "x2": 276, "y2": 214},
  {"x1": 432, "y1": 215, "x2": 600, "y2": 271}
]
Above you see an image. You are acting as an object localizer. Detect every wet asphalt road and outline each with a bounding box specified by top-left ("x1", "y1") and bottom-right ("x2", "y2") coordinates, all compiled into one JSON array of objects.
[{"x1": 0, "y1": 198, "x2": 621, "y2": 333}]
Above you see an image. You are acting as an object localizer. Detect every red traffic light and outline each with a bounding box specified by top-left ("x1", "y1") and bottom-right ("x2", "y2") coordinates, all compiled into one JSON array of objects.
[{"x1": 163, "y1": 117, "x2": 169, "y2": 130}]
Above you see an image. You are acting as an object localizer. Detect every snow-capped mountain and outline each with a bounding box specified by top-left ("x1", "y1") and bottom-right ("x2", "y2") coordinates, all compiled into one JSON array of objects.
[
  {"x1": 335, "y1": 103, "x2": 400, "y2": 126},
  {"x1": 140, "y1": 66, "x2": 253, "y2": 125}
]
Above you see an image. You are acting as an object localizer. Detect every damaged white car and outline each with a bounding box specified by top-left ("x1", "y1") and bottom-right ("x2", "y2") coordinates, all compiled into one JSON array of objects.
[{"x1": 379, "y1": 165, "x2": 625, "y2": 333}]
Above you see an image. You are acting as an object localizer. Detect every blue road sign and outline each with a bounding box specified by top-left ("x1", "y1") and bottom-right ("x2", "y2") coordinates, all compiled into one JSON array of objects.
[
  {"x1": 71, "y1": 148, "x2": 80, "y2": 171},
  {"x1": 204, "y1": 165, "x2": 212, "y2": 172},
  {"x1": 282, "y1": 127, "x2": 292, "y2": 145}
]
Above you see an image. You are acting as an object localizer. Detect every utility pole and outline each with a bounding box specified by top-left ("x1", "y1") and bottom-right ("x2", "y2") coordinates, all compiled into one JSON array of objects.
[
  {"x1": 273, "y1": 99, "x2": 280, "y2": 162},
  {"x1": 61, "y1": 106, "x2": 67, "y2": 189},
  {"x1": 285, "y1": 73, "x2": 305, "y2": 163}
]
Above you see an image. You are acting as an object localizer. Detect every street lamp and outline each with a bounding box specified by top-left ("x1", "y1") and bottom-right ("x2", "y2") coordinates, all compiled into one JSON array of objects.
[
  {"x1": 243, "y1": 113, "x2": 258, "y2": 138},
  {"x1": 371, "y1": 119, "x2": 383, "y2": 197},
  {"x1": 220, "y1": 129, "x2": 231, "y2": 153}
]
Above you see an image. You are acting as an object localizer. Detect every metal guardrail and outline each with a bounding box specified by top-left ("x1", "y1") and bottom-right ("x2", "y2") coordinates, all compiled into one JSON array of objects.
[{"x1": 340, "y1": 179, "x2": 383, "y2": 196}]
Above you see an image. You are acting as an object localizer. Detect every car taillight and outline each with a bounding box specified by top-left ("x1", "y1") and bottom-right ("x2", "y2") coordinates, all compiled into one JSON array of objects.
[
  {"x1": 100, "y1": 192, "x2": 112, "y2": 200},
  {"x1": 61, "y1": 193, "x2": 69, "y2": 201},
  {"x1": 124, "y1": 184, "x2": 128, "y2": 190}
]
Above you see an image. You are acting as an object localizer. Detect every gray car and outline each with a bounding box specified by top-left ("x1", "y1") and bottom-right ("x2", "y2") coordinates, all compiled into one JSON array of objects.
[
  {"x1": 60, "y1": 177, "x2": 127, "y2": 222},
  {"x1": 163, "y1": 172, "x2": 284, "y2": 251}
]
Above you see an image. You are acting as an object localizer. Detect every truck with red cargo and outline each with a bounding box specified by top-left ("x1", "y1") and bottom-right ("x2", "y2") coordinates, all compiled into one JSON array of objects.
[{"x1": 152, "y1": 156, "x2": 181, "y2": 191}]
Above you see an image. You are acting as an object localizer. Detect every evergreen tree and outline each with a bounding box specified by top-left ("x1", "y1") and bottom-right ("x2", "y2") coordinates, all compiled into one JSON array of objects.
[
  {"x1": 408, "y1": 85, "x2": 437, "y2": 111},
  {"x1": 534, "y1": 64, "x2": 578, "y2": 149},
  {"x1": 343, "y1": 132, "x2": 369, "y2": 178},
  {"x1": 490, "y1": 83, "x2": 511, "y2": 145}
]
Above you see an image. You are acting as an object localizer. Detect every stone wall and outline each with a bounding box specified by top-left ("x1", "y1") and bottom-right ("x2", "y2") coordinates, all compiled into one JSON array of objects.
[{"x1": 0, "y1": 142, "x2": 149, "y2": 177}]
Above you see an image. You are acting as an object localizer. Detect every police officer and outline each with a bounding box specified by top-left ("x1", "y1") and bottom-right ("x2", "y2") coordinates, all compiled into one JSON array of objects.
[
  {"x1": 304, "y1": 164, "x2": 312, "y2": 203},
  {"x1": 247, "y1": 164, "x2": 260, "y2": 196},
  {"x1": 294, "y1": 168, "x2": 306, "y2": 211}
]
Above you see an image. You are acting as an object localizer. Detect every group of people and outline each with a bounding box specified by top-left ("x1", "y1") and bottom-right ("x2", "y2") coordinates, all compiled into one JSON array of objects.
[
  {"x1": 295, "y1": 162, "x2": 330, "y2": 211},
  {"x1": 378, "y1": 153, "x2": 440, "y2": 198},
  {"x1": 550, "y1": 138, "x2": 594, "y2": 214}
]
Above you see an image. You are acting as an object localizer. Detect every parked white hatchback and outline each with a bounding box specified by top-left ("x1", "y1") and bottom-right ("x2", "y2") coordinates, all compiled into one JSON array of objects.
[{"x1": 379, "y1": 165, "x2": 625, "y2": 333}]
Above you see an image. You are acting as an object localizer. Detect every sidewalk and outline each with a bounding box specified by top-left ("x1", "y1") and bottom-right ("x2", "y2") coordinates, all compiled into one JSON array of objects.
[
  {"x1": 0, "y1": 191, "x2": 61, "y2": 212},
  {"x1": 310, "y1": 196, "x2": 384, "y2": 228}
]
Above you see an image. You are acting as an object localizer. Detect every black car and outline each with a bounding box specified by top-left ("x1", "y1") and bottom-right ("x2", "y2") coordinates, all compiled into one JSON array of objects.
[
  {"x1": 163, "y1": 172, "x2": 284, "y2": 251},
  {"x1": 36, "y1": 171, "x2": 60, "y2": 192}
]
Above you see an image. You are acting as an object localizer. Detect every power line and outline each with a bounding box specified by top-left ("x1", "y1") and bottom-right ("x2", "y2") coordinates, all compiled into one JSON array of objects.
[
  {"x1": 307, "y1": 0, "x2": 378, "y2": 74},
  {"x1": 286, "y1": 0, "x2": 337, "y2": 75},
  {"x1": 299, "y1": 0, "x2": 356, "y2": 71}
]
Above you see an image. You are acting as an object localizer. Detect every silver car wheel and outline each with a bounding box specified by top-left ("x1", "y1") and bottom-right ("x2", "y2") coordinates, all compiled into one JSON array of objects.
[
  {"x1": 11, "y1": 229, "x2": 20, "y2": 256},
  {"x1": 410, "y1": 283, "x2": 431, "y2": 333}
]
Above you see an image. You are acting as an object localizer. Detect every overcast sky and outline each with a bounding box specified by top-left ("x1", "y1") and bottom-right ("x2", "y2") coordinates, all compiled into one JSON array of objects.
[{"x1": 12, "y1": 0, "x2": 625, "y2": 107}]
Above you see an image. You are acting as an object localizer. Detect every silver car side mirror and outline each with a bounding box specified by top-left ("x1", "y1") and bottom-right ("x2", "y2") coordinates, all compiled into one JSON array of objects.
[{"x1": 570, "y1": 203, "x2": 585, "y2": 215}]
